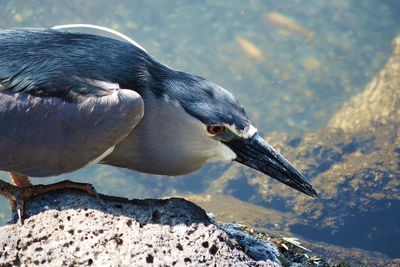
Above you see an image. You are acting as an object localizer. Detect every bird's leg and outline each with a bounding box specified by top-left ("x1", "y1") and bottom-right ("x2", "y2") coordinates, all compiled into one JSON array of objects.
[
  {"x1": 1, "y1": 172, "x2": 100, "y2": 224},
  {"x1": 9, "y1": 172, "x2": 32, "y2": 187}
]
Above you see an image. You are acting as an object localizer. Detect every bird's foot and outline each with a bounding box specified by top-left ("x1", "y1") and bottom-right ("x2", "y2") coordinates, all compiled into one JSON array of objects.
[{"x1": 0, "y1": 179, "x2": 99, "y2": 224}]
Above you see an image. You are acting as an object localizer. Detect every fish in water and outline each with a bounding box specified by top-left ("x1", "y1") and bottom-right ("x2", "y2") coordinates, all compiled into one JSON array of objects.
[
  {"x1": 264, "y1": 12, "x2": 314, "y2": 42},
  {"x1": 235, "y1": 35, "x2": 264, "y2": 63}
]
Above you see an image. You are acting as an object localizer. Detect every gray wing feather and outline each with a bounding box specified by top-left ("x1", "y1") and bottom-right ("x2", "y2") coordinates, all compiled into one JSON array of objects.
[{"x1": 0, "y1": 88, "x2": 143, "y2": 177}]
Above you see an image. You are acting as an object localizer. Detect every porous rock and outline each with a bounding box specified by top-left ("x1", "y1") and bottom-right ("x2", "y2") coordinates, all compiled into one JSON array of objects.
[{"x1": 0, "y1": 190, "x2": 279, "y2": 266}]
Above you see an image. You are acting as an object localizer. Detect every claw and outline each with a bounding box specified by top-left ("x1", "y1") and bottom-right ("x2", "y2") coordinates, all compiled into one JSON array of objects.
[
  {"x1": 17, "y1": 206, "x2": 23, "y2": 225},
  {"x1": 14, "y1": 192, "x2": 23, "y2": 225},
  {"x1": 15, "y1": 187, "x2": 34, "y2": 224}
]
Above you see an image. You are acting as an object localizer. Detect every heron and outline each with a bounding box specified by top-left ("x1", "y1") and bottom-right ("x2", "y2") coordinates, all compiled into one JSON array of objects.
[{"x1": 0, "y1": 26, "x2": 317, "y2": 221}]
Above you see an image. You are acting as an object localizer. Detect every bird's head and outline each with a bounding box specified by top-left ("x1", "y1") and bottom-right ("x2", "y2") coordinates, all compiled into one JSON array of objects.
[{"x1": 135, "y1": 71, "x2": 318, "y2": 198}]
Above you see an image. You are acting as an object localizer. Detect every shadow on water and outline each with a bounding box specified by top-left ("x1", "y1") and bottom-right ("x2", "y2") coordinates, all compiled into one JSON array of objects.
[
  {"x1": 291, "y1": 200, "x2": 400, "y2": 258},
  {"x1": 224, "y1": 178, "x2": 294, "y2": 213}
]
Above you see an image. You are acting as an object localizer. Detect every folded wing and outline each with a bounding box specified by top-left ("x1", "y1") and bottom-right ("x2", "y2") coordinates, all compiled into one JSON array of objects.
[{"x1": 0, "y1": 87, "x2": 143, "y2": 177}]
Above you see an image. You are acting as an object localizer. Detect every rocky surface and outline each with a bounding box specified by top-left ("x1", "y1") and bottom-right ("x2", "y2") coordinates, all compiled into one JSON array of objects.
[
  {"x1": 205, "y1": 33, "x2": 400, "y2": 261},
  {"x1": 0, "y1": 190, "x2": 280, "y2": 266}
]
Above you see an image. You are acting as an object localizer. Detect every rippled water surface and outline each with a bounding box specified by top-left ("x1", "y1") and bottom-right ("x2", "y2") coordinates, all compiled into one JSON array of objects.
[{"x1": 1, "y1": 0, "x2": 399, "y2": 265}]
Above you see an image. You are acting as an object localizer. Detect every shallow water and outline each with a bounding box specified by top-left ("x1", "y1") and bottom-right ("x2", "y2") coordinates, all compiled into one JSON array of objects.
[{"x1": 1, "y1": 0, "x2": 400, "y2": 264}]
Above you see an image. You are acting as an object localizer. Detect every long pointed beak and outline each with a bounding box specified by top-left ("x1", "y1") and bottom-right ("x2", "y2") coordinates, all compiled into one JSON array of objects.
[{"x1": 225, "y1": 133, "x2": 317, "y2": 198}]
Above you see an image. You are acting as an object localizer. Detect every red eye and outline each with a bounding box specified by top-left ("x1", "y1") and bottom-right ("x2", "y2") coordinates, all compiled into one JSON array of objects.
[{"x1": 207, "y1": 125, "x2": 225, "y2": 135}]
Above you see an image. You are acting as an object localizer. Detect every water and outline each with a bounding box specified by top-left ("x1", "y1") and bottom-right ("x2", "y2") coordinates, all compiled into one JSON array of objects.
[{"x1": 1, "y1": 0, "x2": 400, "y2": 264}]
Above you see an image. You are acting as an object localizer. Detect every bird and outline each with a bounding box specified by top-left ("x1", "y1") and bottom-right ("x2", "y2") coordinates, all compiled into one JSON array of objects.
[{"x1": 0, "y1": 26, "x2": 317, "y2": 221}]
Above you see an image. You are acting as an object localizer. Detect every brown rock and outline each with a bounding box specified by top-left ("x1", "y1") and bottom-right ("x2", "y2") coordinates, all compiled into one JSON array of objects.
[{"x1": 207, "y1": 33, "x2": 400, "y2": 260}]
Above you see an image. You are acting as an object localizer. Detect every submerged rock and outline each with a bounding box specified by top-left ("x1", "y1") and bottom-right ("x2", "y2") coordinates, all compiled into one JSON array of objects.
[
  {"x1": 206, "y1": 33, "x2": 400, "y2": 260},
  {"x1": 0, "y1": 190, "x2": 280, "y2": 266}
]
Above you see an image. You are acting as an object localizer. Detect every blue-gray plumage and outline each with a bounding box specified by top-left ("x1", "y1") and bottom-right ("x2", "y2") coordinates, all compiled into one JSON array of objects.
[{"x1": 0, "y1": 28, "x2": 316, "y2": 216}]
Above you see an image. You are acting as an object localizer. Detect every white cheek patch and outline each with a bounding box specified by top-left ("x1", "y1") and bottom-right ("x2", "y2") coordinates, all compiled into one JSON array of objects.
[{"x1": 207, "y1": 139, "x2": 236, "y2": 162}]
